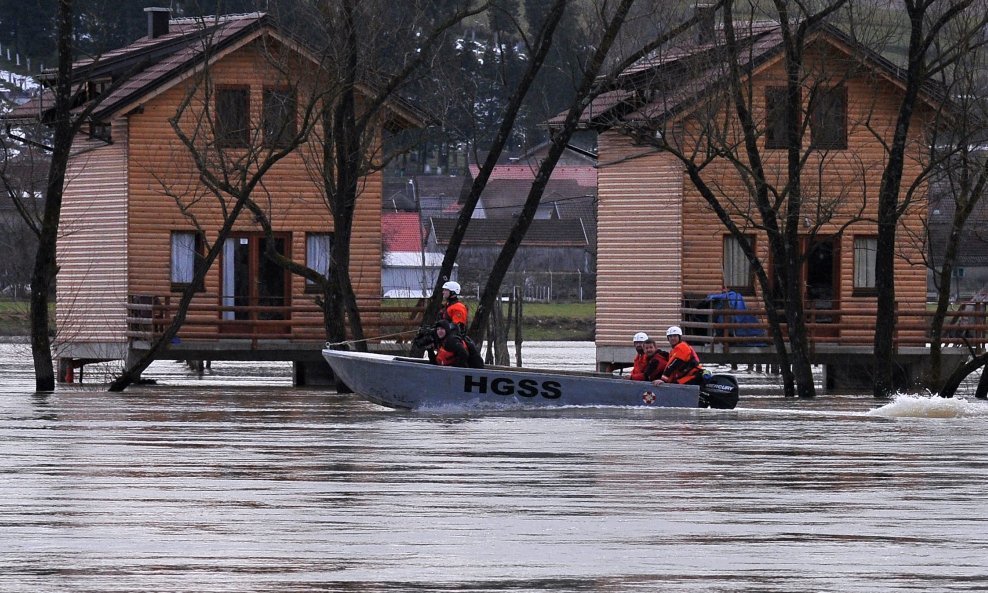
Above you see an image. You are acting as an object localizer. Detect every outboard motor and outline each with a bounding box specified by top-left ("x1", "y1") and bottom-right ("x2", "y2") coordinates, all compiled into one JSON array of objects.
[{"x1": 699, "y1": 374, "x2": 740, "y2": 409}]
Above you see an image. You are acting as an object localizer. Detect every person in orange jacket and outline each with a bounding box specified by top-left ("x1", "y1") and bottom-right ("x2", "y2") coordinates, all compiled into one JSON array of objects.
[
  {"x1": 637, "y1": 339, "x2": 669, "y2": 381},
  {"x1": 426, "y1": 320, "x2": 470, "y2": 367},
  {"x1": 438, "y1": 280, "x2": 468, "y2": 334},
  {"x1": 653, "y1": 325, "x2": 704, "y2": 386},
  {"x1": 628, "y1": 331, "x2": 650, "y2": 380}
]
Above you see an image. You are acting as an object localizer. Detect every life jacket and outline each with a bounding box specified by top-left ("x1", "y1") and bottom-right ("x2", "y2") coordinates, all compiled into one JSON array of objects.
[
  {"x1": 641, "y1": 351, "x2": 669, "y2": 381},
  {"x1": 442, "y1": 299, "x2": 468, "y2": 332},
  {"x1": 629, "y1": 352, "x2": 649, "y2": 380},
  {"x1": 661, "y1": 341, "x2": 703, "y2": 384},
  {"x1": 436, "y1": 336, "x2": 469, "y2": 367}
]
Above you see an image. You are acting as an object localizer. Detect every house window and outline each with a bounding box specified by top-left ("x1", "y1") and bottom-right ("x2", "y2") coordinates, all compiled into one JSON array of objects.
[
  {"x1": 215, "y1": 86, "x2": 249, "y2": 148},
  {"x1": 263, "y1": 87, "x2": 297, "y2": 148},
  {"x1": 723, "y1": 234, "x2": 755, "y2": 293},
  {"x1": 764, "y1": 86, "x2": 794, "y2": 149},
  {"x1": 171, "y1": 231, "x2": 204, "y2": 291},
  {"x1": 306, "y1": 233, "x2": 332, "y2": 292},
  {"x1": 810, "y1": 86, "x2": 847, "y2": 150},
  {"x1": 853, "y1": 236, "x2": 877, "y2": 293}
]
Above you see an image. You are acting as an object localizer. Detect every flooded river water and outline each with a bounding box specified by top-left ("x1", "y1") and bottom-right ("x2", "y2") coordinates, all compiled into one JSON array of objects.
[{"x1": 2, "y1": 342, "x2": 987, "y2": 592}]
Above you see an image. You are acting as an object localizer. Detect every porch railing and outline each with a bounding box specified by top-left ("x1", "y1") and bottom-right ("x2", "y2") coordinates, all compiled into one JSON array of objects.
[
  {"x1": 126, "y1": 294, "x2": 426, "y2": 345},
  {"x1": 681, "y1": 300, "x2": 988, "y2": 353}
]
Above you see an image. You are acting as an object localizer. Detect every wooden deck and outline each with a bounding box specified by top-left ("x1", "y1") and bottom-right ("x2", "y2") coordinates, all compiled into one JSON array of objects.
[{"x1": 125, "y1": 293, "x2": 425, "y2": 360}]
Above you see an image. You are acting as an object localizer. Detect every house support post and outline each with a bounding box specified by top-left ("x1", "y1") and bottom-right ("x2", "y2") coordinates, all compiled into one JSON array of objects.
[{"x1": 292, "y1": 359, "x2": 340, "y2": 389}]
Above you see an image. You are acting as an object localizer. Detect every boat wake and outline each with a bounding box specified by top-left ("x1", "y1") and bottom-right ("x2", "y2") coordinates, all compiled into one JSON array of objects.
[{"x1": 867, "y1": 394, "x2": 988, "y2": 419}]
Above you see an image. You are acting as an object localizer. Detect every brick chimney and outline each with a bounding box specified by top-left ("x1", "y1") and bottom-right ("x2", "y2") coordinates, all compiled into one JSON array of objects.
[{"x1": 145, "y1": 7, "x2": 170, "y2": 39}]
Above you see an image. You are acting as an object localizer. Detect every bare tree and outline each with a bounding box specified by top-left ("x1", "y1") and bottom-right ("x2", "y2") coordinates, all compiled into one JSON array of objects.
[
  {"x1": 18, "y1": 0, "x2": 78, "y2": 391},
  {"x1": 903, "y1": 20, "x2": 988, "y2": 390},
  {"x1": 870, "y1": 0, "x2": 983, "y2": 397}
]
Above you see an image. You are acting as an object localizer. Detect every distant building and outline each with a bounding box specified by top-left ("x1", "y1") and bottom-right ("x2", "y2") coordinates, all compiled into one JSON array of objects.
[{"x1": 381, "y1": 211, "x2": 455, "y2": 298}]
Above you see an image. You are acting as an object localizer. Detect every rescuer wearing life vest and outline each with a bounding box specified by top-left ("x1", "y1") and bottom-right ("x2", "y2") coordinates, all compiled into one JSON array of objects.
[
  {"x1": 439, "y1": 280, "x2": 468, "y2": 334},
  {"x1": 628, "y1": 331, "x2": 650, "y2": 380},
  {"x1": 427, "y1": 320, "x2": 470, "y2": 367},
  {"x1": 653, "y1": 325, "x2": 704, "y2": 385},
  {"x1": 637, "y1": 338, "x2": 669, "y2": 382}
]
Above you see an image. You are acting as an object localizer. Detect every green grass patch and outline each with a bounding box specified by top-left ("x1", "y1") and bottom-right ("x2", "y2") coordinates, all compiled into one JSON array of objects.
[
  {"x1": 379, "y1": 298, "x2": 595, "y2": 341},
  {"x1": 0, "y1": 299, "x2": 31, "y2": 336}
]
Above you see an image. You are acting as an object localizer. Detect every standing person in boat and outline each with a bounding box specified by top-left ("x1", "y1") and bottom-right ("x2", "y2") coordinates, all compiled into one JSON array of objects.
[
  {"x1": 653, "y1": 326, "x2": 705, "y2": 386},
  {"x1": 438, "y1": 281, "x2": 468, "y2": 334},
  {"x1": 633, "y1": 338, "x2": 668, "y2": 382},
  {"x1": 627, "y1": 331, "x2": 650, "y2": 379},
  {"x1": 426, "y1": 320, "x2": 471, "y2": 367}
]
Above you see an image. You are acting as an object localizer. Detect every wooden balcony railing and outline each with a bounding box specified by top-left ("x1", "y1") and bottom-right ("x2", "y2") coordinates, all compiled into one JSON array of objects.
[
  {"x1": 680, "y1": 302, "x2": 988, "y2": 353},
  {"x1": 126, "y1": 294, "x2": 426, "y2": 345}
]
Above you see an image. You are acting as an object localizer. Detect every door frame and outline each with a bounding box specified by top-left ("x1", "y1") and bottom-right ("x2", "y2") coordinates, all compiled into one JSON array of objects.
[{"x1": 220, "y1": 232, "x2": 292, "y2": 334}]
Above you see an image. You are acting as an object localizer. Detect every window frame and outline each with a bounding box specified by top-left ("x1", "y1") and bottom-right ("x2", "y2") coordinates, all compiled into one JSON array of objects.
[
  {"x1": 852, "y1": 235, "x2": 878, "y2": 296},
  {"x1": 810, "y1": 85, "x2": 848, "y2": 150},
  {"x1": 214, "y1": 85, "x2": 250, "y2": 148},
  {"x1": 262, "y1": 86, "x2": 297, "y2": 148},
  {"x1": 723, "y1": 234, "x2": 756, "y2": 295},
  {"x1": 170, "y1": 230, "x2": 206, "y2": 292},
  {"x1": 305, "y1": 232, "x2": 333, "y2": 293},
  {"x1": 764, "y1": 86, "x2": 795, "y2": 150}
]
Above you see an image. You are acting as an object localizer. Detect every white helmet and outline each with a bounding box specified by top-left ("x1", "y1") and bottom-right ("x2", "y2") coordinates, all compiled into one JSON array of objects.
[
  {"x1": 633, "y1": 331, "x2": 649, "y2": 342},
  {"x1": 666, "y1": 326, "x2": 683, "y2": 337},
  {"x1": 442, "y1": 281, "x2": 461, "y2": 295}
]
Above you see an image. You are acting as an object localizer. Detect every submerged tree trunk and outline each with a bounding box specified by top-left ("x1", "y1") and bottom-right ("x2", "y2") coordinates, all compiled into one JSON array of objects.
[{"x1": 30, "y1": 0, "x2": 75, "y2": 392}]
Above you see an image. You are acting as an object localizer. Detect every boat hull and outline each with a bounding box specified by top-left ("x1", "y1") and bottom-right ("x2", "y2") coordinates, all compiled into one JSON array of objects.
[{"x1": 322, "y1": 349, "x2": 700, "y2": 410}]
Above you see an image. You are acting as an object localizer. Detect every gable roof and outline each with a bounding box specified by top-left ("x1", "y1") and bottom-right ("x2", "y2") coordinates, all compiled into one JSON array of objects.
[
  {"x1": 552, "y1": 19, "x2": 947, "y2": 131},
  {"x1": 382, "y1": 211, "x2": 426, "y2": 252},
  {"x1": 429, "y1": 217, "x2": 589, "y2": 248},
  {"x1": 6, "y1": 11, "x2": 427, "y2": 128}
]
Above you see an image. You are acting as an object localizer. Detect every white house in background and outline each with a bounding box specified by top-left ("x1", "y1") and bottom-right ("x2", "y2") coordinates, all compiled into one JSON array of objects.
[{"x1": 382, "y1": 211, "x2": 456, "y2": 298}]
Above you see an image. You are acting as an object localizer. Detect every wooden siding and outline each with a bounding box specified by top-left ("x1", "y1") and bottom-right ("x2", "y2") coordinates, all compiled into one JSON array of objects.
[
  {"x1": 56, "y1": 121, "x2": 129, "y2": 348},
  {"x1": 596, "y1": 132, "x2": 683, "y2": 346},
  {"x1": 124, "y1": 41, "x2": 382, "y2": 339},
  {"x1": 595, "y1": 43, "x2": 932, "y2": 353}
]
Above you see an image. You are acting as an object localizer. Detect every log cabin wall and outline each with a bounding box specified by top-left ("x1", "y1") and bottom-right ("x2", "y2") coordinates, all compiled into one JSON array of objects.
[
  {"x1": 595, "y1": 131, "x2": 683, "y2": 347},
  {"x1": 56, "y1": 123, "x2": 130, "y2": 357},
  {"x1": 125, "y1": 40, "x2": 382, "y2": 340},
  {"x1": 595, "y1": 39, "x2": 932, "y2": 357},
  {"x1": 676, "y1": 48, "x2": 930, "y2": 343}
]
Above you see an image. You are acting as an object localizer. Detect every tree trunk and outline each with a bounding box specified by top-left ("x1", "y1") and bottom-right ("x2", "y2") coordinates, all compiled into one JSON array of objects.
[
  {"x1": 30, "y1": 0, "x2": 74, "y2": 392},
  {"x1": 470, "y1": 0, "x2": 636, "y2": 340},
  {"x1": 418, "y1": 0, "x2": 571, "y2": 343}
]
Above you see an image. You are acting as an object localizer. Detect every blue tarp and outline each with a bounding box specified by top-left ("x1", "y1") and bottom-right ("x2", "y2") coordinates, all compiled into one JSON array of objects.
[{"x1": 704, "y1": 290, "x2": 765, "y2": 339}]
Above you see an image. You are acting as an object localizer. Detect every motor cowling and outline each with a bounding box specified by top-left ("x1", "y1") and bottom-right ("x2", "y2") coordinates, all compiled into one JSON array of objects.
[{"x1": 699, "y1": 374, "x2": 740, "y2": 409}]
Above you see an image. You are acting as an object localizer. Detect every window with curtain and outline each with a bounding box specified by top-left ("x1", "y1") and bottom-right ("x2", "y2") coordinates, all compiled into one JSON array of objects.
[
  {"x1": 215, "y1": 86, "x2": 249, "y2": 148},
  {"x1": 306, "y1": 233, "x2": 332, "y2": 292},
  {"x1": 853, "y1": 236, "x2": 877, "y2": 292},
  {"x1": 171, "y1": 231, "x2": 203, "y2": 290},
  {"x1": 723, "y1": 235, "x2": 755, "y2": 292}
]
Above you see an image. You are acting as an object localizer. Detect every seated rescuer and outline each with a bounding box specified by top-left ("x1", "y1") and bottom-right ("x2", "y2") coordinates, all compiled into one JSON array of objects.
[
  {"x1": 439, "y1": 281, "x2": 468, "y2": 334},
  {"x1": 653, "y1": 325, "x2": 704, "y2": 386},
  {"x1": 628, "y1": 331, "x2": 650, "y2": 380},
  {"x1": 637, "y1": 339, "x2": 668, "y2": 382},
  {"x1": 427, "y1": 320, "x2": 470, "y2": 367}
]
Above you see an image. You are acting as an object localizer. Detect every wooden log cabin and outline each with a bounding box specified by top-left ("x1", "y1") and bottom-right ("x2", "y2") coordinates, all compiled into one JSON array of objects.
[
  {"x1": 6, "y1": 9, "x2": 421, "y2": 384},
  {"x1": 555, "y1": 18, "x2": 951, "y2": 385}
]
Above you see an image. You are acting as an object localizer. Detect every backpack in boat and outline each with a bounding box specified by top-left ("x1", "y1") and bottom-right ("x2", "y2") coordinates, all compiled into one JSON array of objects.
[
  {"x1": 464, "y1": 336, "x2": 485, "y2": 369},
  {"x1": 699, "y1": 374, "x2": 740, "y2": 409}
]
